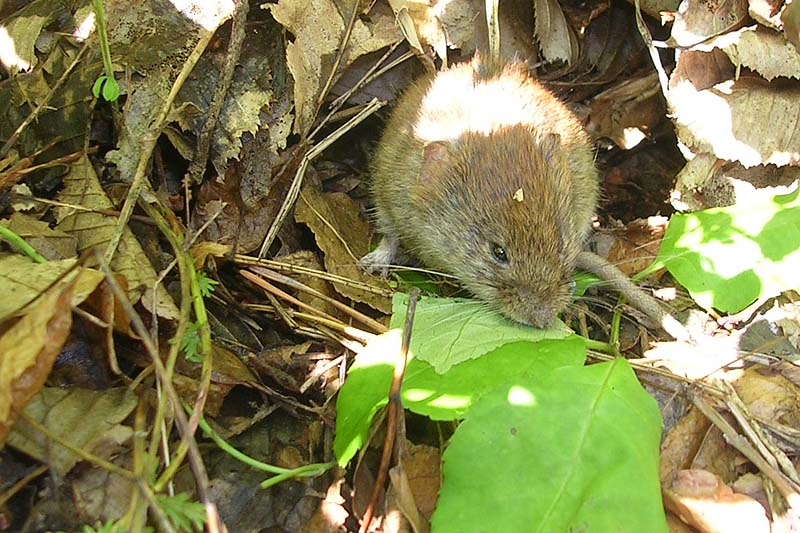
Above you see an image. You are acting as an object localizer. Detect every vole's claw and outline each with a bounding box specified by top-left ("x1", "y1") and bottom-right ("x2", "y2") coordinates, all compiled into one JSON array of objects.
[{"x1": 359, "y1": 235, "x2": 400, "y2": 278}]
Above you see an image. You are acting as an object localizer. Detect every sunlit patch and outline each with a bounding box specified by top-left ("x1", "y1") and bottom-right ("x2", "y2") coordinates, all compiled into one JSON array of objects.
[
  {"x1": 507, "y1": 385, "x2": 535, "y2": 407},
  {"x1": 415, "y1": 64, "x2": 546, "y2": 141},
  {"x1": 405, "y1": 388, "x2": 471, "y2": 410},
  {"x1": 621, "y1": 127, "x2": 646, "y2": 149},
  {"x1": 169, "y1": 0, "x2": 235, "y2": 31},
  {"x1": 0, "y1": 27, "x2": 30, "y2": 73}
]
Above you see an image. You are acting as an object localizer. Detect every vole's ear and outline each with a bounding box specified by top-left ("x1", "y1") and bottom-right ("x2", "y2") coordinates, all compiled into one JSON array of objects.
[
  {"x1": 417, "y1": 141, "x2": 449, "y2": 183},
  {"x1": 539, "y1": 133, "x2": 562, "y2": 158}
]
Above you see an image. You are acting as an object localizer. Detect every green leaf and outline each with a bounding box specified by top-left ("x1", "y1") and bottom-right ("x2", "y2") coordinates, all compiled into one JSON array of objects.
[
  {"x1": 333, "y1": 333, "x2": 585, "y2": 466},
  {"x1": 432, "y1": 358, "x2": 666, "y2": 533},
  {"x1": 102, "y1": 76, "x2": 120, "y2": 102},
  {"x1": 92, "y1": 76, "x2": 120, "y2": 102},
  {"x1": 197, "y1": 271, "x2": 219, "y2": 297},
  {"x1": 171, "y1": 322, "x2": 202, "y2": 362},
  {"x1": 402, "y1": 337, "x2": 585, "y2": 420},
  {"x1": 390, "y1": 294, "x2": 571, "y2": 373},
  {"x1": 655, "y1": 187, "x2": 800, "y2": 312},
  {"x1": 333, "y1": 330, "x2": 397, "y2": 466},
  {"x1": 157, "y1": 492, "x2": 206, "y2": 533}
]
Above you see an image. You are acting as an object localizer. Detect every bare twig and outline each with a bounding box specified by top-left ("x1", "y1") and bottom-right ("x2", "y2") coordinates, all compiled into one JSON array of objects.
[
  {"x1": 360, "y1": 288, "x2": 419, "y2": 532},
  {"x1": 184, "y1": 0, "x2": 250, "y2": 186}
]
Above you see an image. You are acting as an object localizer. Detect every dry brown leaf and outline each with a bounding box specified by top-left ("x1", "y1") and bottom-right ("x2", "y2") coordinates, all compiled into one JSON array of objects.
[
  {"x1": 534, "y1": 0, "x2": 579, "y2": 65},
  {"x1": 660, "y1": 406, "x2": 713, "y2": 482},
  {"x1": 669, "y1": 51, "x2": 800, "y2": 168},
  {"x1": 72, "y1": 466, "x2": 135, "y2": 525},
  {"x1": 733, "y1": 366, "x2": 800, "y2": 427},
  {"x1": 707, "y1": 25, "x2": 800, "y2": 81},
  {"x1": 0, "y1": 279, "x2": 74, "y2": 446},
  {"x1": 670, "y1": 0, "x2": 750, "y2": 47},
  {"x1": 390, "y1": 0, "x2": 479, "y2": 62},
  {"x1": 301, "y1": 477, "x2": 349, "y2": 533},
  {"x1": 1, "y1": 212, "x2": 77, "y2": 260},
  {"x1": 294, "y1": 184, "x2": 391, "y2": 313},
  {"x1": 401, "y1": 443, "x2": 441, "y2": 520},
  {"x1": 5, "y1": 387, "x2": 136, "y2": 476},
  {"x1": 54, "y1": 155, "x2": 179, "y2": 319},
  {"x1": 594, "y1": 217, "x2": 667, "y2": 277},
  {"x1": 663, "y1": 469, "x2": 770, "y2": 533},
  {"x1": 0, "y1": 254, "x2": 104, "y2": 322},
  {"x1": 587, "y1": 72, "x2": 664, "y2": 149},
  {"x1": 267, "y1": 0, "x2": 401, "y2": 135}
]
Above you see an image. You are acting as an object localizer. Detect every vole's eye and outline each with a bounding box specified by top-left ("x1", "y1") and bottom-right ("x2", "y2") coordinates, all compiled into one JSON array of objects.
[{"x1": 491, "y1": 243, "x2": 508, "y2": 264}]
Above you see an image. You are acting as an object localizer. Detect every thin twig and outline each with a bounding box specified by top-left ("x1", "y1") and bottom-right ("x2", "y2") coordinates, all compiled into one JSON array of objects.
[
  {"x1": 248, "y1": 265, "x2": 387, "y2": 333},
  {"x1": 185, "y1": 0, "x2": 250, "y2": 186},
  {"x1": 360, "y1": 288, "x2": 419, "y2": 532},
  {"x1": 103, "y1": 26, "x2": 222, "y2": 264},
  {"x1": 256, "y1": 98, "x2": 383, "y2": 258}
]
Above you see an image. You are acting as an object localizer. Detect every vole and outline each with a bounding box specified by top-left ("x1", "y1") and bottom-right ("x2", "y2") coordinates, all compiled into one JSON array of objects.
[{"x1": 360, "y1": 55, "x2": 689, "y2": 339}]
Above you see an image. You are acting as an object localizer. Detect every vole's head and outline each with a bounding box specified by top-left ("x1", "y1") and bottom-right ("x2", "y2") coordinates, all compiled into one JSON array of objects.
[{"x1": 411, "y1": 128, "x2": 582, "y2": 328}]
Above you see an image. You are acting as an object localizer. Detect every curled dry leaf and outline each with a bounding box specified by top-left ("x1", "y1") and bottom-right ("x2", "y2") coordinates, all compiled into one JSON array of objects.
[
  {"x1": 663, "y1": 469, "x2": 770, "y2": 533},
  {"x1": 294, "y1": 183, "x2": 391, "y2": 313},
  {"x1": 586, "y1": 72, "x2": 664, "y2": 148},
  {"x1": 0, "y1": 279, "x2": 74, "y2": 446},
  {"x1": 534, "y1": 0, "x2": 579, "y2": 65},
  {"x1": 668, "y1": 50, "x2": 800, "y2": 168},
  {"x1": 389, "y1": 0, "x2": 481, "y2": 62},
  {"x1": 267, "y1": 0, "x2": 401, "y2": 136},
  {"x1": 670, "y1": 0, "x2": 750, "y2": 47}
]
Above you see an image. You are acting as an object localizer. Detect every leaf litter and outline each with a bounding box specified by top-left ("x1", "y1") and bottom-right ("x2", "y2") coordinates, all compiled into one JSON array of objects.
[{"x1": 0, "y1": 0, "x2": 799, "y2": 531}]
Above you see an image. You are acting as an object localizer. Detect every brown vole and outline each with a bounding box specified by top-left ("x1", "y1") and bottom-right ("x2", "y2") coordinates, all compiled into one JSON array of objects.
[
  {"x1": 360, "y1": 55, "x2": 598, "y2": 328},
  {"x1": 359, "y1": 55, "x2": 692, "y2": 340}
]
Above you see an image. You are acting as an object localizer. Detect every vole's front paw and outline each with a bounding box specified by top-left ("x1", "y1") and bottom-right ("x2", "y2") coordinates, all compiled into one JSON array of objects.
[{"x1": 359, "y1": 236, "x2": 400, "y2": 278}]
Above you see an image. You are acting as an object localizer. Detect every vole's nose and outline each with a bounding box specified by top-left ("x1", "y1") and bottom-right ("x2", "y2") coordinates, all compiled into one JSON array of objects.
[{"x1": 516, "y1": 287, "x2": 556, "y2": 328}]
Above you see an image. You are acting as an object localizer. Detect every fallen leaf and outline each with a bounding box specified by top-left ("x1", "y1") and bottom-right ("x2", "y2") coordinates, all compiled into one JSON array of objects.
[
  {"x1": 534, "y1": 0, "x2": 579, "y2": 65},
  {"x1": 6, "y1": 387, "x2": 136, "y2": 476},
  {"x1": 0, "y1": 254, "x2": 104, "y2": 322},
  {"x1": 670, "y1": 0, "x2": 750, "y2": 48},
  {"x1": 1, "y1": 212, "x2": 77, "y2": 260},
  {"x1": 663, "y1": 469, "x2": 770, "y2": 533},
  {"x1": 668, "y1": 50, "x2": 800, "y2": 168},
  {"x1": 267, "y1": 0, "x2": 400, "y2": 135},
  {"x1": 294, "y1": 184, "x2": 391, "y2": 313},
  {"x1": 54, "y1": 155, "x2": 180, "y2": 319},
  {"x1": 0, "y1": 280, "x2": 74, "y2": 446},
  {"x1": 706, "y1": 25, "x2": 800, "y2": 81}
]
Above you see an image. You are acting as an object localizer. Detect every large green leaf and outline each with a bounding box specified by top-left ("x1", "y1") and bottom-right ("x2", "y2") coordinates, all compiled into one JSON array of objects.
[
  {"x1": 655, "y1": 187, "x2": 800, "y2": 312},
  {"x1": 333, "y1": 333, "x2": 585, "y2": 467},
  {"x1": 333, "y1": 295, "x2": 585, "y2": 466},
  {"x1": 432, "y1": 358, "x2": 666, "y2": 533}
]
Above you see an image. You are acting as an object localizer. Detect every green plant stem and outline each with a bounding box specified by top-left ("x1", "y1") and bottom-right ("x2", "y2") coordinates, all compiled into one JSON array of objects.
[
  {"x1": 92, "y1": 0, "x2": 114, "y2": 80},
  {"x1": 583, "y1": 338, "x2": 617, "y2": 355},
  {"x1": 189, "y1": 404, "x2": 333, "y2": 487},
  {"x1": 0, "y1": 225, "x2": 47, "y2": 263}
]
